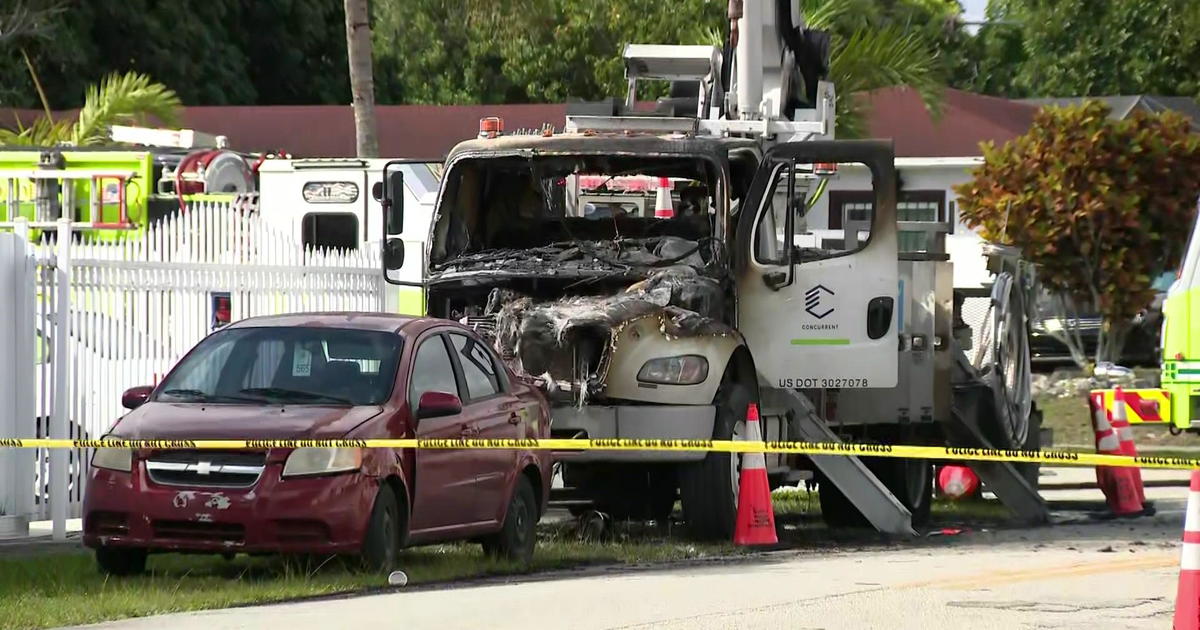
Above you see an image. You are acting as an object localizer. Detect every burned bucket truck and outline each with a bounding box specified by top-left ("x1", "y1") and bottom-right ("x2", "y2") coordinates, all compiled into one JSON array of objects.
[{"x1": 376, "y1": 0, "x2": 1046, "y2": 538}]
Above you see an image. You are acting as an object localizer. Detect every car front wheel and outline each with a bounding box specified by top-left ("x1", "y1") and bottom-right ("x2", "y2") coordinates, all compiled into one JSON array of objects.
[
  {"x1": 361, "y1": 486, "x2": 401, "y2": 572},
  {"x1": 482, "y1": 475, "x2": 537, "y2": 565},
  {"x1": 95, "y1": 546, "x2": 147, "y2": 576}
]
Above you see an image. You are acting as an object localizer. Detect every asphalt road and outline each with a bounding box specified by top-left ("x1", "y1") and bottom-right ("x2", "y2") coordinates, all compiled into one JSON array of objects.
[{"x1": 71, "y1": 470, "x2": 1192, "y2": 630}]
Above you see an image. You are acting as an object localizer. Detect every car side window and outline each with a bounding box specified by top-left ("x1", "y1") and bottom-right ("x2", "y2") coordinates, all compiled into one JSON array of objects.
[
  {"x1": 408, "y1": 335, "x2": 459, "y2": 411},
  {"x1": 449, "y1": 333, "x2": 501, "y2": 400}
]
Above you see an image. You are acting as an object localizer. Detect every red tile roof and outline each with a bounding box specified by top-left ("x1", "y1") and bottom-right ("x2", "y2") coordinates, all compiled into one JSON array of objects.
[
  {"x1": 182, "y1": 104, "x2": 568, "y2": 160},
  {"x1": 3, "y1": 89, "x2": 1040, "y2": 159},
  {"x1": 862, "y1": 86, "x2": 1039, "y2": 157}
]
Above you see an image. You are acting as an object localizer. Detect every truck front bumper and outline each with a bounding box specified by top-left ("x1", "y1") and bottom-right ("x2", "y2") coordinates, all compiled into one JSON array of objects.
[{"x1": 551, "y1": 404, "x2": 716, "y2": 463}]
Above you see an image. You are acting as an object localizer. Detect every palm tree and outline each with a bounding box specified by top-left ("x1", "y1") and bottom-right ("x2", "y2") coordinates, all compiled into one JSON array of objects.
[
  {"x1": 714, "y1": 0, "x2": 945, "y2": 138},
  {"x1": 806, "y1": 0, "x2": 946, "y2": 138},
  {"x1": 0, "y1": 71, "x2": 181, "y2": 147},
  {"x1": 344, "y1": 0, "x2": 379, "y2": 158}
]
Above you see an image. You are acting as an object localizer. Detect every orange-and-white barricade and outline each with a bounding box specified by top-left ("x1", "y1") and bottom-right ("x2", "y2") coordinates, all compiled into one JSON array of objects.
[
  {"x1": 1175, "y1": 470, "x2": 1200, "y2": 630},
  {"x1": 654, "y1": 177, "x2": 674, "y2": 219},
  {"x1": 1091, "y1": 387, "x2": 1172, "y2": 424},
  {"x1": 1088, "y1": 391, "x2": 1145, "y2": 516},
  {"x1": 733, "y1": 403, "x2": 777, "y2": 546}
]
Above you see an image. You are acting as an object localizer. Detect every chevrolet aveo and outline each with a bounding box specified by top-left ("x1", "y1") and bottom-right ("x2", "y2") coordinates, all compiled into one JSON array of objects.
[{"x1": 82, "y1": 313, "x2": 553, "y2": 575}]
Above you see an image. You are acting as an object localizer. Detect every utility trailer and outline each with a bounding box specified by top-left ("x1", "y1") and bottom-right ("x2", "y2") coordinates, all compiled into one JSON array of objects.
[{"x1": 375, "y1": 0, "x2": 1046, "y2": 537}]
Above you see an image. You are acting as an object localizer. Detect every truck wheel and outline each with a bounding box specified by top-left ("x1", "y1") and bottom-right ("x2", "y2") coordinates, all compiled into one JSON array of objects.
[
  {"x1": 482, "y1": 476, "x2": 537, "y2": 565},
  {"x1": 819, "y1": 457, "x2": 932, "y2": 529},
  {"x1": 361, "y1": 486, "x2": 401, "y2": 572},
  {"x1": 95, "y1": 546, "x2": 147, "y2": 576},
  {"x1": 680, "y1": 371, "x2": 753, "y2": 540}
]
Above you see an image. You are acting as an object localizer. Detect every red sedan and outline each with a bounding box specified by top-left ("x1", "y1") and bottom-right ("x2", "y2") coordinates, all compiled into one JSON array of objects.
[{"x1": 82, "y1": 313, "x2": 553, "y2": 575}]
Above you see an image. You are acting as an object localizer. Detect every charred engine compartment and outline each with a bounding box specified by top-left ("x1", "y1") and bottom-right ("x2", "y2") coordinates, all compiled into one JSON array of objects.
[
  {"x1": 425, "y1": 151, "x2": 740, "y2": 404},
  {"x1": 427, "y1": 236, "x2": 734, "y2": 404}
]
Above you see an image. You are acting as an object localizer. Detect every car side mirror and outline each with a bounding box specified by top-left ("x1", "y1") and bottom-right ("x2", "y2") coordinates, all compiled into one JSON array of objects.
[
  {"x1": 121, "y1": 385, "x2": 153, "y2": 410},
  {"x1": 416, "y1": 390, "x2": 462, "y2": 419}
]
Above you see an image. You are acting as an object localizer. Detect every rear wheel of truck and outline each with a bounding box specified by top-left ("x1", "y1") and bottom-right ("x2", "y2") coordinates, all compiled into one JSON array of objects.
[
  {"x1": 680, "y1": 370, "x2": 753, "y2": 540},
  {"x1": 95, "y1": 546, "x2": 147, "y2": 576},
  {"x1": 819, "y1": 457, "x2": 932, "y2": 529}
]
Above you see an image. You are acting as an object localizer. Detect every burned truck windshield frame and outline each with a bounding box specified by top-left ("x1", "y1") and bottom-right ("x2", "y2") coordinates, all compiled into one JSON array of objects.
[{"x1": 429, "y1": 154, "x2": 722, "y2": 271}]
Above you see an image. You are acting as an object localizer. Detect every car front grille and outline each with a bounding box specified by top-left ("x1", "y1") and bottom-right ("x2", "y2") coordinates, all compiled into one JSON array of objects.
[
  {"x1": 145, "y1": 451, "x2": 266, "y2": 488},
  {"x1": 153, "y1": 519, "x2": 245, "y2": 543}
]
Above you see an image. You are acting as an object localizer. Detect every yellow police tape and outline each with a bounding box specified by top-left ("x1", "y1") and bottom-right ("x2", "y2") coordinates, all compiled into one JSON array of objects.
[{"x1": 2, "y1": 437, "x2": 1199, "y2": 470}]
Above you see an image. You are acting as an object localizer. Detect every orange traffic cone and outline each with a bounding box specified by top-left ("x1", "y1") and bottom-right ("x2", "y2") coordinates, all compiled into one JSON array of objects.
[
  {"x1": 1111, "y1": 386, "x2": 1147, "y2": 504},
  {"x1": 654, "y1": 177, "x2": 674, "y2": 219},
  {"x1": 1089, "y1": 391, "x2": 1143, "y2": 517},
  {"x1": 1173, "y1": 470, "x2": 1200, "y2": 630},
  {"x1": 733, "y1": 403, "x2": 777, "y2": 546},
  {"x1": 937, "y1": 464, "x2": 980, "y2": 501}
]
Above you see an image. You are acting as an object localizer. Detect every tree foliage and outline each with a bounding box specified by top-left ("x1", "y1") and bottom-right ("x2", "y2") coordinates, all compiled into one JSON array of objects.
[
  {"x1": 0, "y1": 71, "x2": 181, "y2": 146},
  {"x1": 956, "y1": 0, "x2": 1200, "y2": 98},
  {"x1": 954, "y1": 101, "x2": 1200, "y2": 366}
]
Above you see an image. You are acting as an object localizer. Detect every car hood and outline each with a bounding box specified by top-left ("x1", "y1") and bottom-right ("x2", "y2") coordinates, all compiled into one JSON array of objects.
[{"x1": 111, "y1": 403, "x2": 384, "y2": 440}]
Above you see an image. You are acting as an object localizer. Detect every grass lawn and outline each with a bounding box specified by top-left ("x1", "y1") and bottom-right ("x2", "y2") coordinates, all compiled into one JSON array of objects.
[
  {"x1": 1037, "y1": 395, "x2": 1200, "y2": 449},
  {"x1": 772, "y1": 488, "x2": 1012, "y2": 524},
  {"x1": 0, "y1": 523, "x2": 737, "y2": 630}
]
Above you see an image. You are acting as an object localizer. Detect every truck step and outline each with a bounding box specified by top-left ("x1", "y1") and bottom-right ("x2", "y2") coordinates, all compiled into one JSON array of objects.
[
  {"x1": 761, "y1": 385, "x2": 917, "y2": 537},
  {"x1": 945, "y1": 351, "x2": 1050, "y2": 525}
]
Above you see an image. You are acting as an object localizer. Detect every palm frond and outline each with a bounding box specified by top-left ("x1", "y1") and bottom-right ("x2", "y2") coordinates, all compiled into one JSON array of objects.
[
  {"x1": 0, "y1": 116, "x2": 71, "y2": 146},
  {"x1": 800, "y1": 0, "x2": 864, "y2": 31},
  {"x1": 830, "y1": 24, "x2": 944, "y2": 138},
  {"x1": 71, "y1": 72, "x2": 181, "y2": 146}
]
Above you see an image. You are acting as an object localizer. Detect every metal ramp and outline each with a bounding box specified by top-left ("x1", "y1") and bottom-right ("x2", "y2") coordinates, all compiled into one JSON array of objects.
[
  {"x1": 946, "y1": 351, "x2": 1050, "y2": 525},
  {"x1": 761, "y1": 386, "x2": 917, "y2": 537}
]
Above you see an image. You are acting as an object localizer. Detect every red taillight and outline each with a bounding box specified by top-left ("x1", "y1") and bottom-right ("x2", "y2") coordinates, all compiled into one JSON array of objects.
[{"x1": 479, "y1": 117, "x2": 504, "y2": 139}]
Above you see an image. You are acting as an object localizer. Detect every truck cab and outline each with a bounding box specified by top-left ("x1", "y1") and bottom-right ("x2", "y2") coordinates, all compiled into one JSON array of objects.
[
  {"x1": 380, "y1": 127, "x2": 900, "y2": 537},
  {"x1": 1161, "y1": 205, "x2": 1200, "y2": 429}
]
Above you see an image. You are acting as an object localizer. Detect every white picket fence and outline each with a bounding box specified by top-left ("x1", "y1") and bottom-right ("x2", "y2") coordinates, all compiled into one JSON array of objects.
[{"x1": 0, "y1": 202, "x2": 388, "y2": 532}]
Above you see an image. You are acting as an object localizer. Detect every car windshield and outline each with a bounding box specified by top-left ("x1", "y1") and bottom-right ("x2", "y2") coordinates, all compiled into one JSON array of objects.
[{"x1": 154, "y1": 326, "x2": 402, "y2": 406}]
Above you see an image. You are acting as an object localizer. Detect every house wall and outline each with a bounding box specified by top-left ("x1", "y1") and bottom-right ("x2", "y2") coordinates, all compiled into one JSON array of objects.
[{"x1": 805, "y1": 162, "x2": 991, "y2": 289}]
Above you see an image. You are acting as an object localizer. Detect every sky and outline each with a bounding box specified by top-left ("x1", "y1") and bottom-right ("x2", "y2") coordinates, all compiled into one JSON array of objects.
[{"x1": 960, "y1": 0, "x2": 988, "y2": 23}]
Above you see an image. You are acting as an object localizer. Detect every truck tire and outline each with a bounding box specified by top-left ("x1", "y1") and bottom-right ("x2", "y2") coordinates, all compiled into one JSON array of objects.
[
  {"x1": 819, "y1": 457, "x2": 932, "y2": 529},
  {"x1": 680, "y1": 370, "x2": 753, "y2": 540}
]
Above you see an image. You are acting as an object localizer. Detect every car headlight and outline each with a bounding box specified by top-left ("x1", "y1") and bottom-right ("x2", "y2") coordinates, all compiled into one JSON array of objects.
[
  {"x1": 281, "y1": 447, "x2": 362, "y2": 478},
  {"x1": 91, "y1": 447, "x2": 132, "y2": 472},
  {"x1": 637, "y1": 355, "x2": 709, "y2": 385},
  {"x1": 1040, "y1": 319, "x2": 1063, "y2": 332}
]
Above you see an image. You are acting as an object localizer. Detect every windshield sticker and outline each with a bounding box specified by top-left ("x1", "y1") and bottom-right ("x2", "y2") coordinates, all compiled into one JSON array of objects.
[{"x1": 293, "y1": 348, "x2": 313, "y2": 376}]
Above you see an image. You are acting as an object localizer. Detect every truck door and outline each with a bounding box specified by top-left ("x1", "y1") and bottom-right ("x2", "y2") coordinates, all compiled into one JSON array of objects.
[{"x1": 737, "y1": 140, "x2": 899, "y2": 389}]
